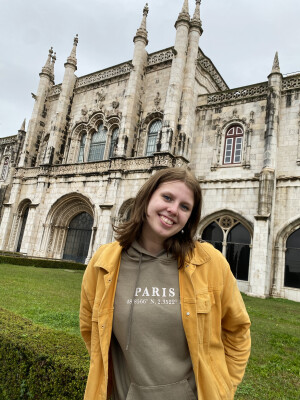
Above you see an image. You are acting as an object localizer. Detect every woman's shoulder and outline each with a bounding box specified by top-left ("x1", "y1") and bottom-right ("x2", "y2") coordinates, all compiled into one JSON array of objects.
[{"x1": 192, "y1": 240, "x2": 229, "y2": 268}]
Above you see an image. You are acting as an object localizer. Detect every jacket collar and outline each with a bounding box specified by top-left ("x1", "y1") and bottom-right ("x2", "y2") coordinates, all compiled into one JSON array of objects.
[
  {"x1": 93, "y1": 241, "x2": 123, "y2": 273},
  {"x1": 185, "y1": 241, "x2": 211, "y2": 266},
  {"x1": 93, "y1": 240, "x2": 211, "y2": 271}
]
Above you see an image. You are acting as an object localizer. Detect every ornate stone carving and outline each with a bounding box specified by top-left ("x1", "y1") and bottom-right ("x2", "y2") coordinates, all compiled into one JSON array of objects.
[
  {"x1": 112, "y1": 99, "x2": 119, "y2": 109},
  {"x1": 204, "y1": 83, "x2": 268, "y2": 106},
  {"x1": 154, "y1": 92, "x2": 161, "y2": 110},
  {"x1": 282, "y1": 74, "x2": 300, "y2": 91},
  {"x1": 147, "y1": 49, "x2": 174, "y2": 66},
  {"x1": 75, "y1": 63, "x2": 132, "y2": 90}
]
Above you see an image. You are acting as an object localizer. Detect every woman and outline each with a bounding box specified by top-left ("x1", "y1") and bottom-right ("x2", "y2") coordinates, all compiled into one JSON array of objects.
[{"x1": 80, "y1": 168, "x2": 251, "y2": 400}]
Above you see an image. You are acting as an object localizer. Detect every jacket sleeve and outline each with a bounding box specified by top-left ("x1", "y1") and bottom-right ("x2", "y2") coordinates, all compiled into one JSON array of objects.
[
  {"x1": 79, "y1": 254, "x2": 100, "y2": 355},
  {"x1": 80, "y1": 278, "x2": 93, "y2": 355},
  {"x1": 221, "y1": 263, "x2": 251, "y2": 394}
]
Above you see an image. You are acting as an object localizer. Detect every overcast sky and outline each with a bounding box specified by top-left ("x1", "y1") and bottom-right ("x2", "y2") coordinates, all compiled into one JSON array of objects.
[{"x1": 0, "y1": 0, "x2": 299, "y2": 138}]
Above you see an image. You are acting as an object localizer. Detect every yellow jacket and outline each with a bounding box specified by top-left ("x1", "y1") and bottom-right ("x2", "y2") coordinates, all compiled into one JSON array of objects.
[{"x1": 80, "y1": 241, "x2": 251, "y2": 400}]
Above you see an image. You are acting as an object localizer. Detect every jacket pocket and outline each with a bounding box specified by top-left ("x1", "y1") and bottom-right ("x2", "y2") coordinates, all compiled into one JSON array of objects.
[
  {"x1": 209, "y1": 354, "x2": 233, "y2": 400},
  {"x1": 126, "y1": 379, "x2": 196, "y2": 400},
  {"x1": 196, "y1": 293, "x2": 212, "y2": 344}
]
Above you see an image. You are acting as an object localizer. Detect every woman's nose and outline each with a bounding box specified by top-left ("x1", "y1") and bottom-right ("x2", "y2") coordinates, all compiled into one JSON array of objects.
[{"x1": 167, "y1": 203, "x2": 179, "y2": 215}]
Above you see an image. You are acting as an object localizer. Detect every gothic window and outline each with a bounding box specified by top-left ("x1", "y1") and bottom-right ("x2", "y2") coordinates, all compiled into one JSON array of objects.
[
  {"x1": 1, "y1": 157, "x2": 9, "y2": 180},
  {"x1": 284, "y1": 229, "x2": 300, "y2": 289},
  {"x1": 16, "y1": 207, "x2": 29, "y2": 252},
  {"x1": 63, "y1": 212, "x2": 94, "y2": 263},
  {"x1": 223, "y1": 125, "x2": 244, "y2": 165},
  {"x1": 78, "y1": 133, "x2": 87, "y2": 163},
  {"x1": 202, "y1": 218, "x2": 251, "y2": 281},
  {"x1": 88, "y1": 124, "x2": 107, "y2": 162},
  {"x1": 202, "y1": 221, "x2": 223, "y2": 252},
  {"x1": 109, "y1": 127, "x2": 119, "y2": 158},
  {"x1": 146, "y1": 120, "x2": 162, "y2": 156}
]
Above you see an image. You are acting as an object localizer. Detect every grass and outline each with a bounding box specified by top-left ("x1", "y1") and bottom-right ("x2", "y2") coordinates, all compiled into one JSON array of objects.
[
  {"x1": 0, "y1": 263, "x2": 299, "y2": 399},
  {"x1": 0, "y1": 263, "x2": 83, "y2": 335}
]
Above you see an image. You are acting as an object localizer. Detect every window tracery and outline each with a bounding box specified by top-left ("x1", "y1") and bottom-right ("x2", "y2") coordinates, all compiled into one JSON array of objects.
[{"x1": 201, "y1": 216, "x2": 251, "y2": 281}]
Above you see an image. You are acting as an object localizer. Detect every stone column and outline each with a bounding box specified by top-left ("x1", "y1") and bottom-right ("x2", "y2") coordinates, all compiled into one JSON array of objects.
[
  {"x1": 160, "y1": 0, "x2": 190, "y2": 153},
  {"x1": 116, "y1": 5, "x2": 149, "y2": 158}
]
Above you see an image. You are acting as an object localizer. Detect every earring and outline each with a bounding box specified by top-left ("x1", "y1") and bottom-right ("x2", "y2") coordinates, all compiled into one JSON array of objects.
[{"x1": 181, "y1": 229, "x2": 184, "y2": 234}]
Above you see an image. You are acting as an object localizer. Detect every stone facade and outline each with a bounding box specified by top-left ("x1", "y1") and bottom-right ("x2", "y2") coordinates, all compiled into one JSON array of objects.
[{"x1": 0, "y1": 1, "x2": 299, "y2": 301}]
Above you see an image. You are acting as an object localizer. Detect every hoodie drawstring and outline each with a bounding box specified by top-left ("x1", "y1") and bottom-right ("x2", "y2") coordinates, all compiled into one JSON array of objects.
[{"x1": 125, "y1": 253, "x2": 143, "y2": 351}]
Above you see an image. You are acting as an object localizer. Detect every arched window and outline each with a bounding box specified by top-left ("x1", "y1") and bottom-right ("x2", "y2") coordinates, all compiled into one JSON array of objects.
[
  {"x1": 285, "y1": 229, "x2": 300, "y2": 289},
  {"x1": 146, "y1": 120, "x2": 162, "y2": 156},
  {"x1": 78, "y1": 133, "x2": 87, "y2": 163},
  {"x1": 109, "y1": 127, "x2": 119, "y2": 158},
  {"x1": 16, "y1": 206, "x2": 29, "y2": 252},
  {"x1": 88, "y1": 124, "x2": 107, "y2": 162},
  {"x1": 202, "y1": 222, "x2": 223, "y2": 252},
  {"x1": 202, "y1": 217, "x2": 251, "y2": 281},
  {"x1": 63, "y1": 212, "x2": 94, "y2": 263},
  {"x1": 223, "y1": 125, "x2": 244, "y2": 165},
  {"x1": 1, "y1": 157, "x2": 9, "y2": 180}
]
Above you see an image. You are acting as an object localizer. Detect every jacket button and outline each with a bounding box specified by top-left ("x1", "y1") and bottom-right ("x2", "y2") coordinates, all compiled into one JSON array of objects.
[{"x1": 186, "y1": 312, "x2": 190, "y2": 316}]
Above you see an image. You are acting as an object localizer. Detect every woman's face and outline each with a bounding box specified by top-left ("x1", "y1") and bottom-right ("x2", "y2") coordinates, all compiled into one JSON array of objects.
[{"x1": 140, "y1": 181, "x2": 194, "y2": 251}]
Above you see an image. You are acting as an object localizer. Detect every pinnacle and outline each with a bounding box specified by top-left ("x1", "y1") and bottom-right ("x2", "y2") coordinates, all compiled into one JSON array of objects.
[{"x1": 271, "y1": 51, "x2": 280, "y2": 74}]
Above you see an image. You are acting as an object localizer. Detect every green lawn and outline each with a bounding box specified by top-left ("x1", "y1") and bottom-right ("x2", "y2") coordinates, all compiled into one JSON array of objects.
[{"x1": 0, "y1": 263, "x2": 299, "y2": 399}]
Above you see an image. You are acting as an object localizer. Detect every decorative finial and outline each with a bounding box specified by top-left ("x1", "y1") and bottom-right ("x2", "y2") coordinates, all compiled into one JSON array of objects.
[
  {"x1": 271, "y1": 51, "x2": 280, "y2": 74},
  {"x1": 74, "y1": 33, "x2": 79, "y2": 46},
  {"x1": 65, "y1": 35, "x2": 78, "y2": 70},
  {"x1": 40, "y1": 46, "x2": 53, "y2": 76},
  {"x1": 176, "y1": 0, "x2": 190, "y2": 28},
  {"x1": 190, "y1": 0, "x2": 203, "y2": 33},
  {"x1": 134, "y1": 4, "x2": 149, "y2": 45},
  {"x1": 143, "y1": 3, "x2": 149, "y2": 16}
]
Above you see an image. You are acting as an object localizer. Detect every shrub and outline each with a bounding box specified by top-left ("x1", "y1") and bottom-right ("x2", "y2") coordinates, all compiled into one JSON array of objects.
[
  {"x1": 0, "y1": 308, "x2": 89, "y2": 399},
  {"x1": 0, "y1": 255, "x2": 86, "y2": 270}
]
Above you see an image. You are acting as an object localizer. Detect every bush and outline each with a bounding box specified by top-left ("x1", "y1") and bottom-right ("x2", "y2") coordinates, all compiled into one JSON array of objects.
[
  {"x1": 0, "y1": 308, "x2": 89, "y2": 399},
  {"x1": 0, "y1": 255, "x2": 86, "y2": 270}
]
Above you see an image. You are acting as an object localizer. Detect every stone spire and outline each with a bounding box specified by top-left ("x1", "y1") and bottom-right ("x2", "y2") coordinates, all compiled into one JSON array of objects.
[
  {"x1": 19, "y1": 119, "x2": 26, "y2": 131},
  {"x1": 271, "y1": 51, "x2": 280, "y2": 74},
  {"x1": 134, "y1": 3, "x2": 149, "y2": 45},
  {"x1": 40, "y1": 47, "x2": 53, "y2": 76},
  {"x1": 190, "y1": 0, "x2": 203, "y2": 33},
  {"x1": 175, "y1": 0, "x2": 190, "y2": 28},
  {"x1": 50, "y1": 52, "x2": 56, "y2": 83},
  {"x1": 65, "y1": 34, "x2": 78, "y2": 70}
]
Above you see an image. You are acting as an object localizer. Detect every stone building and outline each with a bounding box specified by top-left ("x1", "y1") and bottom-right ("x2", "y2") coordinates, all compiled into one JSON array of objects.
[{"x1": 0, "y1": 0, "x2": 299, "y2": 301}]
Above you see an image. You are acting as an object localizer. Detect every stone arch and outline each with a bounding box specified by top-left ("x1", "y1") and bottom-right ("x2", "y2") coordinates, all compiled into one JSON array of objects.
[
  {"x1": 42, "y1": 193, "x2": 95, "y2": 262},
  {"x1": 198, "y1": 209, "x2": 253, "y2": 282},
  {"x1": 272, "y1": 216, "x2": 300, "y2": 297},
  {"x1": 9, "y1": 198, "x2": 32, "y2": 252},
  {"x1": 117, "y1": 198, "x2": 135, "y2": 223}
]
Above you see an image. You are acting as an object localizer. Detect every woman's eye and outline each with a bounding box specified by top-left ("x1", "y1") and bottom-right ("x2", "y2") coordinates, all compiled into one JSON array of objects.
[
  {"x1": 162, "y1": 195, "x2": 171, "y2": 201},
  {"x1": 180, "y1": 204, "x2": 189, "y2": 211}
]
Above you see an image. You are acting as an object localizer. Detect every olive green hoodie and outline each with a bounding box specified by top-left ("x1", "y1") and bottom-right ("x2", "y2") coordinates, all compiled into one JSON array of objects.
[{"x1": 111, "y1": 241, "x2": 197, "y2": 400}]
